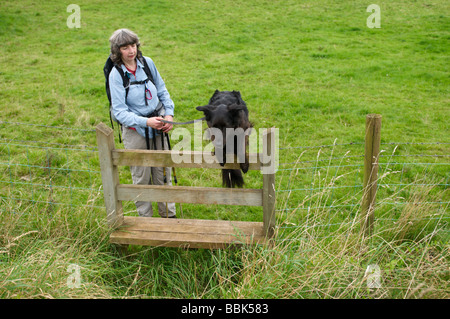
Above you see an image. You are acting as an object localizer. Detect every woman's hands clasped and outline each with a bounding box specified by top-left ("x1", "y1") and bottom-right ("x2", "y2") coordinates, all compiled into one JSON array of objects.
[{"x1": 146, "y1": 116, "x2": 173, "y2": 133}]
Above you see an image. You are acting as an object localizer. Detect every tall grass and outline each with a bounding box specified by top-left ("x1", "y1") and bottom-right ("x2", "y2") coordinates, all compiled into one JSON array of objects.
[{"x1": 1, "y1": 157, "x2": 447, "y2": 298}]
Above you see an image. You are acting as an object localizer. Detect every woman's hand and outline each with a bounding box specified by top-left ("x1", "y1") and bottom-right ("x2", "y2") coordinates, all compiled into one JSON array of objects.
[
  {"x1": 146, "y1": 117, "x2": 164, "y2": 130},
  {"x1": 160, "y1": 115, "x2": 173, "y2": 133}
]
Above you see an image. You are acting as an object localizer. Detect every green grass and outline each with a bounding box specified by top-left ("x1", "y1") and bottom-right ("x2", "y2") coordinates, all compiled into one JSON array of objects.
[{"x1": 0, "y1": 0, "x2": 449, "y2": 299}]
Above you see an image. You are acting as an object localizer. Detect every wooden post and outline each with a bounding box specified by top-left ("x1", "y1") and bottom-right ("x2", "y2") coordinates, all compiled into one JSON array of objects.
[
  {"x1": 96, "y1": 123, "x2": 124, "y2": 228},
  {"x1": 262, "y1": 128, "x2": 276, "y2": 238},
  {"x1": 361, "y1": 114, "x2": 382, "y2": 238}
]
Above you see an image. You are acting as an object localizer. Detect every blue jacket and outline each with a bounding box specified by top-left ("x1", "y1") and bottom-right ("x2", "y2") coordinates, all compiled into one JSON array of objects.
[{"x1": 109, "y1": 56, "x2": 175, "y2": 138}]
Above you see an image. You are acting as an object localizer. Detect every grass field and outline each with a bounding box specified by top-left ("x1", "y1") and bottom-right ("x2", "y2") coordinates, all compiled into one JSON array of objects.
[{"x1": 0, "y1": 0, "x2": 449, "y2": 299}]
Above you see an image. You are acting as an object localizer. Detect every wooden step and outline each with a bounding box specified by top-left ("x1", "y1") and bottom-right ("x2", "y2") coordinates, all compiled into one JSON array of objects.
[{"x1": 110, "y1": 216, "x2": 267, "y2": 249}]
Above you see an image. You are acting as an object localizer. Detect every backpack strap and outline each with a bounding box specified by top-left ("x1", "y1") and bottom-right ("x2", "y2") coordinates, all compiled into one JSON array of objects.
[
  {"x1": 109, "y1": 64, "x2": 129, "y2": 143},
  {"x1": 140, "y1": 56, "x2": 155, "y2": 86},
  {"x1": 114, "y1": 65, "x2": 130, "y2": 100}
]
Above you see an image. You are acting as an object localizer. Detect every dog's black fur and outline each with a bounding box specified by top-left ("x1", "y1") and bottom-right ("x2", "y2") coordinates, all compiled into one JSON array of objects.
[{"x1": 196, "y1": 90, "x2": 252, "y2": 188}]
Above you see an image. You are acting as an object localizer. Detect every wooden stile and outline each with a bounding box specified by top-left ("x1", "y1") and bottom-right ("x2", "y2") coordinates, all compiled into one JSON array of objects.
[{"x1": 96, "y1": 123, "x2": 277, "y2": 249}]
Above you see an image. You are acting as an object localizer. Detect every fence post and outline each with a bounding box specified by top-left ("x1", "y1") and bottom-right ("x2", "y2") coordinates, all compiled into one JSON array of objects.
[
  {"x1": 361, "y1": 114, "x2": 382, "y2": 238},
  {"x1": 262, "y1": 128, "x2": 276, "y2": 238},
  {"x1": 96, "y1": 123, "x2": 124, "y2": 228}
]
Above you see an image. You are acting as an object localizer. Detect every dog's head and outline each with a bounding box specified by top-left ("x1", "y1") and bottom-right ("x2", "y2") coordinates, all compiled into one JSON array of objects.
[
  {"x1": 196, "y1": 90, "x2": 251, "y2": 147},
  {"x1": 208, "y1": 90, "x2": 247, "y2": 109}
]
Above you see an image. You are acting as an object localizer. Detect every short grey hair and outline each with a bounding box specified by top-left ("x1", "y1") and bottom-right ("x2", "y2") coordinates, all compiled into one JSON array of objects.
[{"x1": 109, "y1": 29, "x2": 143, "y2": 65}]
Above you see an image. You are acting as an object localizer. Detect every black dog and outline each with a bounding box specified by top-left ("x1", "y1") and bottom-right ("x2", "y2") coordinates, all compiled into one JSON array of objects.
[{"x1": 197, "y1": 90, "x2": 252, "y2": 188}]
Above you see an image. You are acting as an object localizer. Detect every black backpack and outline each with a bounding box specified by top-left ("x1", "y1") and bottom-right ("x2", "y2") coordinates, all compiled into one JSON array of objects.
[{"x1": 103, "y1": 55, "x2": 155, "y2": 140}]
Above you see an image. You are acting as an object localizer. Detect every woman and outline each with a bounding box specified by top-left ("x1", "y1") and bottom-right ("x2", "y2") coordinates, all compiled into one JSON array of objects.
[{"x1": 109, "y1": 28, "x2": 176, "y2": 218}]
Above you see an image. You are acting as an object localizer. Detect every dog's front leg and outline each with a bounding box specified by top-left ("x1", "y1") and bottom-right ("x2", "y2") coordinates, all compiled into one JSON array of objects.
[
  {"x1": 216, "y1": 146, "x2": 226, "y2": 167},
  {"x1": 240, "y1": 134, "x2": 249, "y2": 173}
]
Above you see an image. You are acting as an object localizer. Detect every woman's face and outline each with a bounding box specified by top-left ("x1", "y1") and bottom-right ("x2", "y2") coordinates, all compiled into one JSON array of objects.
[{"x1": 120, "y1": 43, "x2": 137, "y2": 65}]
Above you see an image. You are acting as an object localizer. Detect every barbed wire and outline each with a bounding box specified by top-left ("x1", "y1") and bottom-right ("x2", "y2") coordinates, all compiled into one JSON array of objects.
[
  {"x1": 0, "y1": 138, "x2": 98, "y2": 151},
  {"x1": 0, "y1": 121, "x2": 96, "y2": 132},
  {"x1": 280, "y1": 141, "x2": 450, "y2": 150},
  {"x1": 279, "y1": 142, "x2": 364, "y2": 150}
]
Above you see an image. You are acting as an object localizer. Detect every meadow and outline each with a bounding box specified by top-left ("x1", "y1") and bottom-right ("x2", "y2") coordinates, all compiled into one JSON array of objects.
[{"x1": 0, "y1": 0, "x2": 448, "y2": 299}]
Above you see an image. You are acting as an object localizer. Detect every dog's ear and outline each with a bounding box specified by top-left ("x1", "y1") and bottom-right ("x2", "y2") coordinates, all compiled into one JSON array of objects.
[
  {"x1": 232, "y1": 90, "x2": 246, "y2": 105},
  {"x1": 196, "y1": 105, "x2": 213, "y2": 120},
  {"x1": 227, "y1": 104, "x2": 245, "y2": 113},
  {"x1": 196, "y1": 105, "x2": 209, "y2": 113},
  {"x1": 208, "y1": 89, "x2": 221, "y2": 104}
]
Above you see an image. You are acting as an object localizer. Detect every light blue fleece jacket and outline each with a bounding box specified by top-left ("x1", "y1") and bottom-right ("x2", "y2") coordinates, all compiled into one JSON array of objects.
[{"x1": 109, "y1": 56, "x2": 174, "y2": 138}]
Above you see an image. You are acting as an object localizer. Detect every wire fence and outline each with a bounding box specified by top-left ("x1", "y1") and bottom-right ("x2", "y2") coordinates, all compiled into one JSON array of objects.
[
  {"x1": 1, "y1": 121, "x2": 449, "y2": 239},
  {"x1": 276, "y1": 139, "x2": 449, "y2": 238},
  {"x1": 0, "y1": 121, "x2": 102, "y2": 214}
]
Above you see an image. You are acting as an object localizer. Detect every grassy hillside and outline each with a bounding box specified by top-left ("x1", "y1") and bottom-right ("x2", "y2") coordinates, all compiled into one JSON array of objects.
[{"x1": 0, "y1": 0, "x2": 448, "y2": 299}]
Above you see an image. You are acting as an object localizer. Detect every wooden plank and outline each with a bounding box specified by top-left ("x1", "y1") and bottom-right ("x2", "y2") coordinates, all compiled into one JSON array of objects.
[
  {"x1": 116, "y1": 184, "x2": 263, "y2": 206},
  {"x1": 111, "y1": 232, "x2": 257, "y2": 249},
  {"x1": 112, "y1": 149, "x2": 261, "y2": 170},
  {"x1": 119, "y1": 216, "x2": 263, "y2": 234},
  {"x1": 96, "y1": 123, "x2": 123, "y2": 228},
  {"x1": 110, "y1": 216, "x2": 266, "y2": 249},
  {"x1": 116, "y1": 217, "x2": 265, "y2": 234}
]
